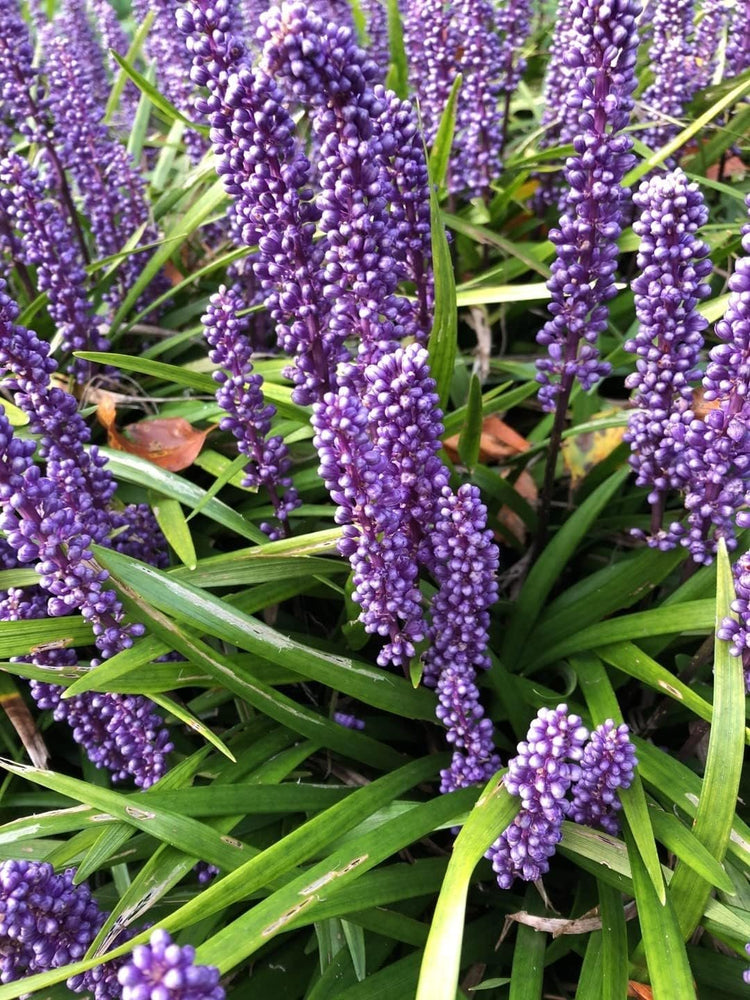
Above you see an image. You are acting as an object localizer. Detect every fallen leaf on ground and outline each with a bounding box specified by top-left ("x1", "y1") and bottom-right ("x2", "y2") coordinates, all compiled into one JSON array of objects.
[{"x1": 97, "y1": 392, "x2": 213, "y2": 471}]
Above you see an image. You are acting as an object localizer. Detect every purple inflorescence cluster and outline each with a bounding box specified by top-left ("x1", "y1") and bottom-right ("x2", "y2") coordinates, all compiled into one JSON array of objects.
[
  {"x1": 0, "y1": 859, "x2": 134, "y2": 998},
  {"x1": 693, "y1": 0, "x2": 731, "y2": 90},
  {"x1": 428, "y1": 485, "x2": 501, "y2": 793},
  {"x1": 181, "y1": 0, "x2": 499, "y2": 791},
  {"x1": 0, "y1": 280, "x2": 172, "y2": 786},
  {"x1": 624, "y1": 169, "x2": 712, "y2": 547},
  {"x1": 202, "y1": 285, "x2": 300, "y2": 537},
  {"x1": 403, "y1": 0, "x2": 531, "y2": 196},
  {"x1": 745, "y1": 942, "x2": 750, "y2": 984},
  {"x1": 42, "y1": 23, "x2": 167, "y2": 314},
  {"x1": 670, "y1": 197, "x2": 750, "y2": 564},
  {"x1": 535, "y1": 0, "x2": 641, "y2": 411},
  {"x1": 640, "y1": 0, "x2": 696, "y2": 156},
  {"x1": 719, "y1": 549, "x2": 750, "y2": 690},
  {"x1": 133, "y1": 0, "x2": 207, "y2": 161},
  {"x1": 726, "y1": 0, "x2": 750, "y2": 79},
  {"x1": 486, "y1": 707, "x2": 636, "y2": 888},
  {"x1": 118, "y1": 929, "x2": 225, "y2": 1000},
  {"x1": 0, "y1": 0, "x2": 44, "y2": 151},
  {"x1": 0, "y1": 152, "x2": 106, "y2": 381},
  {"x1": 568, "y1": 720, "x2": 637, "y2": 834},
  {"x1": 0, "y1": 859, "x2": 104, "y2": 985},
  {"x1": 260, "y1": 3, "x2": 426, "y2": 365}
]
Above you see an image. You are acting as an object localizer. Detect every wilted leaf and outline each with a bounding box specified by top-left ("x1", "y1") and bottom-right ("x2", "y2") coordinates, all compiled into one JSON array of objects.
[
  {"x1": 561, "y1": 408, "x2": 626, "y2": 486},
  {"x1": 97, "y1": 393, "x2": 213, "y2": 472},
  {"x1": 444, "y1": 414, "x2": 530, "y2": 464},
  {"x1": 706, "y1": 155, "x2": 746, "y2": 180},
  {"x1": 0, "y1": 675, "x2": 48, "y2": 768},
  {"x1": 627, "y1": 983, "x2": 654, "y2": 999}
]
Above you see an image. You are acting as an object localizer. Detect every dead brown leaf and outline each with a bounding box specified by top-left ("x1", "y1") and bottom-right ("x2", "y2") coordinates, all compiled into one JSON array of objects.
[
  {"x1": 444, "y1": 415, "x2": 531, "y2": 464},
  {"x1": 97, "y1": 392, "x2": 213, "y2": 472}
]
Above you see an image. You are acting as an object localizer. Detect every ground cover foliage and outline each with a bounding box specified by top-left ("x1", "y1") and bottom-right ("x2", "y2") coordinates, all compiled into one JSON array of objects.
[{"x1": 0, "y1": 0, "x2": 749, "y2": 996}]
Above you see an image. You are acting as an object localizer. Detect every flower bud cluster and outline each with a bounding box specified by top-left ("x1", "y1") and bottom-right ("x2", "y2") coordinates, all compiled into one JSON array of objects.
[
  {"x1": 670, "y1": 200, "x2": 750, "y2": 563},
  {"x1": 42, "y1": 25, "x2": 168, "y2": 314},
  {"x1": 641, "y1": 0, "x2": 696, "y2": 156},
  {"x1": 487, "y1": 707, "x2": 636, "y2": 888},
  {"x1": 624, "y1": 169, "x2": 712, "y2": 546},
  {"x1": 202, "y1": 285, "x2": 300, "y2": 537},
  {"x1": 0, "y1": 282, "x2": 171, "y2": 785},
  {"x1": 535, "y1": 0, "x2": 641, "y2": 411},
  {"x1": 118, "y1": 929, "x2": 224, "y2": 1000},
  {"x1": 0, "y1": 859, "x2": 136, "y2": 997},
  {"x1": 0, "y1": 152, "x2": 106, "y2": 383}
]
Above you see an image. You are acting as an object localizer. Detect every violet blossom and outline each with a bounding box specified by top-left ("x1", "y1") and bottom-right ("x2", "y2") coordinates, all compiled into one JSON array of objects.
[
  {"x1": 669, "y1": 196, "x2": 750, "y2": 564},
  {"x1": 118, "y1": 929, "x2": 224, "y2": 1000},
  {"x1": 202, "y1": 284, "x2": 300, "y2": 537},
  {"x1": 535, "y1": 0, "x2": 641, "y2": 411},
  {"x1": 624, "y1": 169, "x2": 712, "y2": 547},
  {"x1": 486, "y1": 705, "x2": 588, "y2": 888},
  {"x1": 568, "y1": 720, "x2": 637, "y2": 834},
  {"x1": 486, "y1": 708, "x2": 635, "y2": 888},
  {"x1": 640, "y1": 0, "x2": 696, "y2": 156},
  {"x1": 0, "y1": 859, "x2": 136, "y2": 999}
]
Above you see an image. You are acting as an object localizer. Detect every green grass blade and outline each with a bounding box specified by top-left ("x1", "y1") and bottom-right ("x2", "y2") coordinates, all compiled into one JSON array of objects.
[
  {"x1": 665, "y1": 538, "x2": 745, "y2": 938},
  {"x1": 415, "y1": 772, "x2": 518, "y2": 1000},
  {"x1": 598, "y1": 882, "x2": 628, "y2": 999},
  {"x1": 502, "y1": 466, "x2": 630, "y2": 660},
  {"x1": 98, "y1": 448, "x2": 266, "y2": 542},
  {"x1": 525, "y1": 601, "x2": 715, "y2": 672},
  {"x1": 626, "y1": 830, "x2": 697, "y2": 999},
  {"x1": 149, "y1": 496, "x2": 197, "y2": 570},
  {"x1": 86, "y1": 545, "x2": 436, "y2": 722}
]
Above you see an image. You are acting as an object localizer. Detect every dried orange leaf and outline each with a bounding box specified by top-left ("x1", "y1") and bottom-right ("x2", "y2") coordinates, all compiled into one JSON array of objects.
[
  {"x1": 97, "y1": 394, "x2": 213, "y2": 472},
  {"x1": 444, "y1": 415, "x2": 531, "y2": 464},
  {"x1": 627, "y1": 983, "x2": 654, "y2": 999}
]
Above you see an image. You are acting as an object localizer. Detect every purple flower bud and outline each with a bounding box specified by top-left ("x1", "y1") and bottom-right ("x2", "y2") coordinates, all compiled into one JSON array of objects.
[
  {"x1": 118, "y1": 929, "x2": 225, "y2": 1000},
  {"x1": 535, "y1": 0, "x2": 641, "y2": 410},
  {"x1": 567, "y1": 720, "x2": 636, "y2": 834},
  {"x1": 486, "y1": 705, "x2": 589, "y2": 888},
  {"x1": 624, "y1": 169, "x2": 711, "y2": 545}
]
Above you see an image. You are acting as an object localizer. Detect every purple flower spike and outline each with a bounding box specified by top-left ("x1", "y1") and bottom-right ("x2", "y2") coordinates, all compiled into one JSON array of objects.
[
  {"x1": 118, "y1": 929, "x2": 225, "y2": 1000},
  {"x1": 744, "y1": 941, "x2": 750, "y2": 984},
  {"x1": 202, "y1": 285, "x2": 300, "y2": 537},
  {"x1": 568, "y1": 720, "x2": 636, "y2": 834},
  {"x1": 672, "y1": 197, "x2": 750, "y2": 563},
  {"x1": 486, "y1": 705, "x2": 589, "y2": 888},
  {"x1": 624, "y1": 169, "x2": 712, "y2": 546},
  {"x1": 640, "y1": 0, "x2": 696, "y2": 156},
  {"x1": 426, "y1": 485, "x2": 501, "y2": 793},
  {"x1": 535, "y1": 0, "x2": 641, "y2": 411},
  {"x1": 0, "y1": 860, "x2": 104, "y2": 983}
]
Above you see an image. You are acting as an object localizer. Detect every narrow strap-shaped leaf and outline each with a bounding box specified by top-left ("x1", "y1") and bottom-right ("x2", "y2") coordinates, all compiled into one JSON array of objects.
[
  {"x1": 415, "y1": 772, "x2": 518, "y2": 1000},
  {"x1": 665, "y1": 538, "x2": 745, "y2": 938},
  {"x1": 508, "y1": 888, "x2": 546, "y2": 1000},
  {"x1": 85, "y1": 545, "x2": 436, "y2": 723},
  {"x1": 502, "y1": 466, "x2": 629, "y2": 661},
  {"x1": 598, "y1": 882, "x2": 628, "y2": 999},
  {"x1": 626, "y1": 830, "x2": 696, "y2": 999},
  {"x1": 525, "y1": 601, "x2": 715, "y2": 673}
]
